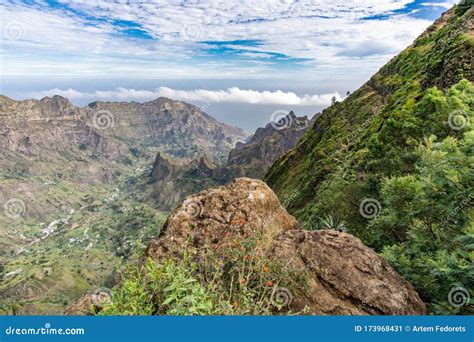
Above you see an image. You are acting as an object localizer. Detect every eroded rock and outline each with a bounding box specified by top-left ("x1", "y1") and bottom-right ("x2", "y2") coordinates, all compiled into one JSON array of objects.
[
  {"x1": 146, "y1": 177, "x2": 299, "y2": 260},
  {"x1": 145, "y1": 178, "x2": 426, "y2": 315},
  {"x1": 271, "y1": 229, "x2": 426, "y2": 315},
  {"x1": 64, "y1": 293, "x2": 97, "y2": 316}
]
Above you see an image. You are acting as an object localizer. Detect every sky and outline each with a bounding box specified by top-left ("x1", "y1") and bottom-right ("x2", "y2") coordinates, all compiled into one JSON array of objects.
[{"x1": 0, "y1": 0, "x2": 458, "y2": 130}]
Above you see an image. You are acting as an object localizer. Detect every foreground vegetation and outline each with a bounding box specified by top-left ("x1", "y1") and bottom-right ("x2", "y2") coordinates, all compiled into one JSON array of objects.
[{"x1": 101, "y1": 234, "x2": 307, "y2": 315}]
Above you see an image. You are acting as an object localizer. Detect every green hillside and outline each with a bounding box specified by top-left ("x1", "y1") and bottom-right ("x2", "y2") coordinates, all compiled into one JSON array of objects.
[{"x1": 265, "y1": 5, "x2": 473, "y2": 313}]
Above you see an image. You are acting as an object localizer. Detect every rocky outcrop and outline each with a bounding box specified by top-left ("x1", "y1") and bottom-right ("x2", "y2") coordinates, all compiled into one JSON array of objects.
[
  {"x1": 146, "y1": 178, "x2": 299, "y2": 260},
  {"x1": 145, "y1": 178, "x2": 426, "y2": 315},
  {"x1": 271, "y1": 230, "x2": 426, "y2": 315},
  {"x1": 64, "y1": 293, "x2": 97, "y2": 316},
  {"x1": 64, "y1": 289, "x2": 112, "y2": 316}
]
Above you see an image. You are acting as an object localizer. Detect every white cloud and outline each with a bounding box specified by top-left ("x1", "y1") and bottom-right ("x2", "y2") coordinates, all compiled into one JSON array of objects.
[
  {"x1": 31, "y1": 88, "x2": 85, "y2": 99},
  {"x1": 422, "y1": 1, "x2": 457, "y2": 9},
  {"x1": 30, "y1": 87, "x2": 342, "y2": 106},
  {"x1": 0, "y1": 0, "x2": 441, "y2": 79}
]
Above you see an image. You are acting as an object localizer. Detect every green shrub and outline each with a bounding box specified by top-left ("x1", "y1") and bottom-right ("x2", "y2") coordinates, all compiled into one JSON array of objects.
[
  {"x1": 373, "y1": 126, "x2": 474, "y2": 314},
  {"x1": 100, "y1": 232, "x2": 308, "y2": 315}
]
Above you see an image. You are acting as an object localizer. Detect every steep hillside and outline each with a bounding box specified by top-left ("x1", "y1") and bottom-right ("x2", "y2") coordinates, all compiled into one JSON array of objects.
[
  {"x1": 266, "y1": 6, "x2": 473, "y2": 229},
  {"x1": 265, "y1": 5, "x2": 473, "y2": 313}
]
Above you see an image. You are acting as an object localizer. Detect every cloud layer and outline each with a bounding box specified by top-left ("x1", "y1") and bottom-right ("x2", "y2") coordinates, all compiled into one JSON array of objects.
[
  {"x1": 31, "y1": 87, "x2": 342, "y2": 106},
  {"x1": 1, "y1": 0, "x2": 457, "y2": 79}
]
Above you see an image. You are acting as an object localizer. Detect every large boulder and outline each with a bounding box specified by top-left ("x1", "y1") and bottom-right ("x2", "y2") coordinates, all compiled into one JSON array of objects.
[
  {"x1": 146, "y1": 178, "x2": 299, "y2": 260},
  {"x1": 271, "y1": 229, "x2": 426, "y2": 315},
  {"x1": 145, "y1": 177, "x2": 426, "y2": 315}
]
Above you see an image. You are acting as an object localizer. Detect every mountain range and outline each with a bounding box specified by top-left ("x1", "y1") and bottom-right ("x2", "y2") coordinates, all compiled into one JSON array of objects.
[
  {"x1": 0, "y1": 91, "x2": 311, "y2": 313},
  {"x1": 1, "y1": 3, "x2": 473, "y2": 315}
]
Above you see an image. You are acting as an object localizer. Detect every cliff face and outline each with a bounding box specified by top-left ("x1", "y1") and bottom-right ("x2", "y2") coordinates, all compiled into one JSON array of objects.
[
  {"x1": 147, "y1": 152, "x2": 218, "y2": 210},
  {"x1": 265, "y1": 6, "x2": 474, "y2": 233},
  {"x1": 224, "y1": 112, "x2": 313, "y2": 179}
]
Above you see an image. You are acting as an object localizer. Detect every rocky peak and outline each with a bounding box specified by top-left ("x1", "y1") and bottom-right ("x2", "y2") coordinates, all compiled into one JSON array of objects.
[
  {"x1": 224, "y1": 112, "x2": 313, "y2": 178},
  {"x1": 196, "y1": 155, "x2": 216, "y2": 177},
  {"x1": 39, "y1": 95, "x2": 75, "y2": 113},
  {"x1": 149, "y1": 152, "x2": 176, "y2": 184},
  {"x1": 147, "y1": 152, "x2": 220, "y2": 209},
  {"x1": 40, "y1": 95, "x2": 70, "y2": 104}
]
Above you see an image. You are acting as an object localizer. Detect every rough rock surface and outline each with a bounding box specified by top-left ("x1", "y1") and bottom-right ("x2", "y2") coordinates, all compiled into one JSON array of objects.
[
  {"x1": 271, "y1": 229, "x2": 426, "y2": 315},
  {"x1": 64, "y1": 293, "x2": 97, "y2": 316},
  {"x1": 146, "y1": 178, "x2": 299, "y2": 260},
  {"x1": 145, "y1": 178, "x2": 426, "y2": 315}
]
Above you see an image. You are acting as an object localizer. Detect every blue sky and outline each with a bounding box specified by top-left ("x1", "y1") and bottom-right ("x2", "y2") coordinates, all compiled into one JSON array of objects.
[{"x1": 0, "y1": 0, "x2": 458, "y2": 129}]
